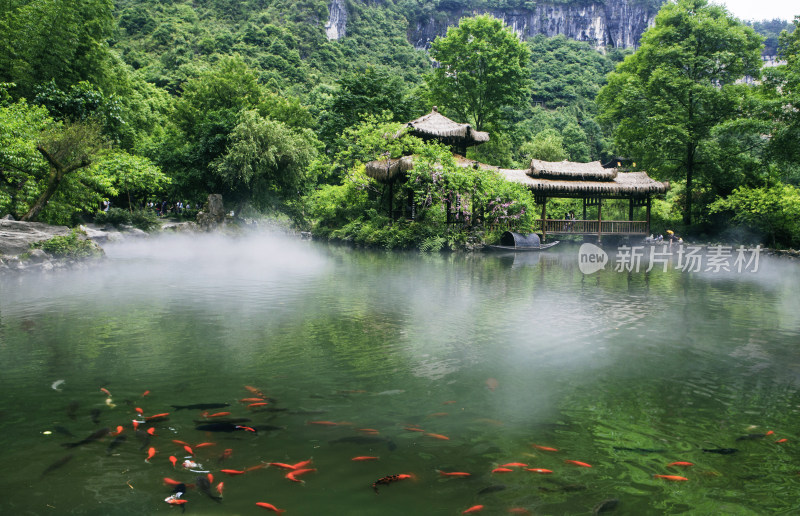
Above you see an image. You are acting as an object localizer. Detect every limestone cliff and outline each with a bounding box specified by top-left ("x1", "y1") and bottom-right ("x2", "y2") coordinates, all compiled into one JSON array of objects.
[{"x1": 325, "y1": 0, "x2": 663, "y2": 51}]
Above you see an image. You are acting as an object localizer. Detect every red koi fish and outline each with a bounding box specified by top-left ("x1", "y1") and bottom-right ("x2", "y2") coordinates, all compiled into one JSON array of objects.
[
  {"x1": 163, "y1": 477, "x2": 182, "y2": 486},
  {"x1": 248, "y1": 402, "x2": 269, "y2": 409},
  {"x1": 564, "y1": 460, "x2": 592, "y2": 468},
  {"x1": 216, "y1": 481, "x2": 224, "y2": 496},
  {"x1": 533, "y1": 444, "x2": 558, "y2": 452},
  {"x1": 776, "y1": 439, "x2": 789, "y2": 444},
  {"x1": 208, "y1": 412, "x2": 231, "y2": 417},
  {"x1": 239, "y1": 398, "x2": 265, "y2": 403},
  {"x1": 145, "y1": 447, "x2": 156, "y2": 462},
  {"x1": 255, "y1": 502, "x2": 285, "y2": 513},
  {"x1": 207, "y1": 473, "x2": 214, "y2": 483},
  {"x1": 500, "y1": 462, "x2": 528, "y2": 468},
  {"x1": 141, "y1": 390, "x2": 150, "y2": 397},
  {"x1": 100, "y1": 387, "x2": 112, "y2": 396},
  {"x1": 492, "y1": 467, "x2": 514, "y2": 474},
  {"x1": 292, "y1": 459, "x2": 313, "y2": 469},
  {"x1": 244, "y1": 385, "x2": 265, "y2": 397},
  {"x1": 169, "y1": 456, "x2": 177, "y2": 468},
  {"x1": 307, "y1": 420, "x2": 339, "y2": 426},
  {"x1": 194, "y1": 442, "x2": 216, "y2": 449},
  {"x1": 353, "y1": 456, "x2": 380, "y2": 461},
  {"x1": 404, "y1": 427, "x2": 425, "y2": 432},
  {"x1": 425, "y1": 433, "x2": 450, "y2": 440},
  {"x1": 220, "y1": 469, "x2": 246, "y2": 476},
  {"x1": 245, "y1": 464, "x2": 266, "y2": 472},
  {"x1": 358, "y1": 428, "x2": 380, "y2": 434},
  {"x1": 172, "y1": 440, "x2": 190, "y2": 447},
  {"x1": 525, "y1": 468, "x2": 553, "y2": 474},
  {"x1": 166, "y1": 499, "x2": 187, "y2": 506},
  {"x1": 183, "y1": 445, "x2": 194, "y2": 456},
  {"x1": 146, "y1": 413, "x2": 170, "y2": 420},
  {"x1": 667, "y1": 461, "x2": 694, "y2": 467},
  {"x1": 463, "y1": 505, "x2": 484, "y2": 514},
  {"x1": 147, "y1": 427, "x2": 156, "y2": 436},
  {"x1": 654, "y1": 474, "x2": 688, "y2": 481},
  {"x1": 268, "y1": 462, "x2": 297, "y2": 470},
  {"x1": 286, "y1": 468, "x2": 316, "y2": 483},
  {"x1": 437, "y1": 470, "x2": 470, "y2": 477},
  {"x1": 372, "y1": 473, "x2": 413, "y2": 493},
  {"x1": 112, "y1": 425, "x2": 124, "y2": 436},
  {"x1": 135, "y1": 407, "x2": 144, "y2": 415},
  {"x1": 236, "y1": 425, "x2": 256, "y2": 432}
]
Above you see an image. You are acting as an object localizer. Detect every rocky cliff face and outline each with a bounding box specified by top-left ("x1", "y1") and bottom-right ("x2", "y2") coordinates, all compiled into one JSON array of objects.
[{"x1": 326, "y1": 0, "x2": 661, "y2": 51}]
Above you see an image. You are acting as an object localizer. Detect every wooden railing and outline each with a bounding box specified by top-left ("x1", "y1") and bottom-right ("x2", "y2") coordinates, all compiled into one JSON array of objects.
[{"x1": 532, "y1": 219, "x2": 649, "y2": 235}]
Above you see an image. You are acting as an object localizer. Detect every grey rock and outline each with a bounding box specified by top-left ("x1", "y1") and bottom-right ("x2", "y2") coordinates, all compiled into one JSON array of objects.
[
  {"x1": 28, "y1": 249, "x2": 50, "y2": 263},
  {"x1": 0, "y1": 220, "x2": 71, "y2": 255},
  {"x1": 325, "y1": 0, "x2": 347, "y2": 40}
]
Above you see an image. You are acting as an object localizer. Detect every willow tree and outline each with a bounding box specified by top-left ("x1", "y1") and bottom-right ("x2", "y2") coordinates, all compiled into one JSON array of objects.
[
  {"x1": 597, "y1": 0, "x2": 763, "y2": 226},
  {"x1": 426, "y1": 14, "x2": 530, "y2": 131}
]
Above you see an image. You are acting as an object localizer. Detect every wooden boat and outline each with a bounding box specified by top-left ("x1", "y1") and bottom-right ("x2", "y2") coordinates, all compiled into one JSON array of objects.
[{"x1": 485, "y1": 231, "x2": 560, "y2": 252}]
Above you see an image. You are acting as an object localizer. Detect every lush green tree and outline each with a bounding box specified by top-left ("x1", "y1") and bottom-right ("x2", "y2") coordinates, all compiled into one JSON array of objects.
[
  {"x1": 426, "y1": 14, "x2": 530, "y2": 131},
  {"x1": 520, "y1": 128, "x2": 568, "y2": 162},
  {"x1": 709, "y1": 183, "x2": 800, "y2": 247},
  {"x1": 597, "y1": 0, "x2": 763, "y2": 226},
  {"x1": 212, "y1": 110, "x2": 320, "y2": 213}
]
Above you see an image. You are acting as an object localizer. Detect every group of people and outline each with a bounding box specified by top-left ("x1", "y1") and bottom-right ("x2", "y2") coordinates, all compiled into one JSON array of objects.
[
  {"x1": 563, "y1": 211, "x2": 576, "y2": 231},
  {"x1": 645, "y1": 230, "x2": 682, "y2": 245},
  {"x1": 146, "y1": 201, "x2": 195, "y2": 217}
]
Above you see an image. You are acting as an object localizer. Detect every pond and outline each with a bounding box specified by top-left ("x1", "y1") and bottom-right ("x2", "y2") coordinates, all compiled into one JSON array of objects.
[{"x1": 1, "y1": 232, "x2": 799, "y2": 515}]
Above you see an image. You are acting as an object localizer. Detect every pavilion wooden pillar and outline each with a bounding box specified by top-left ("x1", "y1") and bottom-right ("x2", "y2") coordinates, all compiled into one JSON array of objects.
[
  {"x1": 628, "y1": 198, "x2": 634, "y2": 221},
  {"x1": 597, "y1": 199, "x2": 602, "y2": 242},
  {"x1": 540, "y1": 198, "x2": 547, "y2": 242},
  {"x1": 646, "y1": 196, "x2": 652, "y2": 234},
  {"x1": 582, "y1": 199, "x2": 587, "y2": 229}
]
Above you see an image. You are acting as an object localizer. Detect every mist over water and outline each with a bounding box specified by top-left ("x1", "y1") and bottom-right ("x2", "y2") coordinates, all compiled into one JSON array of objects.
[{"x1": 1, "y1": 232, "x2": 799, "y2": 515}]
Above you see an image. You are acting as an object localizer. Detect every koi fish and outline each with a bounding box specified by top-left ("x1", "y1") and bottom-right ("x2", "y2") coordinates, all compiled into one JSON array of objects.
[
  {"x1": 248, "y1": 402, "x2": 269, "y2": 409},
  {"x1": 237, "y1": 425, "x2": 256, "y2": 432},
  {"x1": 216, "y1": 481, "x2": 224, "y2": 496},
  {"x1": 220, "y1": 469, "x2": 246, "y2": 475},
  {"x1": 353, "y1": 456, "x2": 380, "y2": 461},
  {"x1": 172, "y1": 439, "x2": 190, "y2": 447},
  {"x1": 244, "y1": 385, "x2": 264, "y2": 395},
  {"x1": 245, "y1": 464, "x2": 266, "y2": 472},
  {"x1": 736, "y1": 432, "x2": 773, "y2": 441},
  {"x1": 425, "y1": 433, "x2": 450, "y2": 440},
  {"x1": 163, "y1": 477, "x2": 182, "y2": 486},
  {"x1": 286, "y1": 468, "x2": 316, "y2": 483},
  {"x1": 565, "y1": 460, "x2": 592, "y2": 468},
  {"x1": 141, "y1": 390, "x2": 150, "y2": 397},
  {"x1": 40, "y1": 454, "x2": 74, "y2": 477},
  {"x1": 145, "y1": 447, "x2": 156, "y2": 462},
  {"x1": 372, "y1": 473, "x2": 412, "y2": 493},
  {"x1": 667, "y1": 461, "x2": 694, "y2": 467},
  {"x1": 492, "y1": 467, "x2": 514, "y2": 474},
  {"x1": 106, "y1": 435, "x2": 127, "y2": 455},
  {"x1": 219, "y1": 448, "x2": 233, "y2": 462},
  {"x1": 437, "y1": 470, "x2": 470, "y2": 477},
  {"x1": 145, "y1": 413, "x2": 170, "y2": 420},
  {"x1": 62, "y1": 427, "x2": 111, "y2": 448},
  {"x1": 525, "y1": 468, "x2": 553, "y2": 474},
  {"x1": 404, "y1": 427, "x2": 425, "y2": 432},
  {"x1": 463, "y1": 505, "x2": 484, "y2": 514},
  {"x1": 100, "y1": 387, "x2": 112, "y2": 396},
  {"x1": 268, "y1": 462, "x2": 297, "y2": 470},
  {"x1": 592, "y1": 498, "x2": 619, "y2": 515},
  {"x1": 292, "y1": 459, "x2": 313, "y2": 469},
  {"x1": 208, "y1": 412, "x2": 231, "y2": 417},
  {"x1": 239, "y1": 398, "x2": 265, "y2": 402},
  {"x1": 166, "y1": 498, "x2": 187, "y2": 506},
  {"x1": 500, "y1": 463, "x2": 528, "y2": 468},
  {"x1": 508, "y1": 508, "x2": 532, "y2": 514},
  {"x1": 195, "y1": 475, "x2": 222, "y2": 503},
  {"x1": 654, "y1": 474, "x2": 688, "y2": 481},
  {"x1": 429, "y1": 412, "x2": 449, "y2": 417},
  {"x1": 255, "y1": 502, "x2": 285, "y2": 513},
  {"x1": 169, "y1": 456, "x2": 177, "y2": 468},
  {"x1": 776, "y1": 439, "x2": 789, "y2": 444},
  {"x1": 135, "y1": 407, "x2": 144, "y2": 415},
  {"x1": 132, "y1": 420, "x2": 139, "y2": 431},
  {"x1": 702, "y1": 448, "x2": 738, "y2": 454},
  {"x1": 194, "y1": 442, "x2": 216, "y2": 449},
  {"x1": 183, "y1": 445, "x2": 194, "y2": 455},
  {"x1": 358, "y1": 428, "x2": 380, "y2": 433},
  {"x1": 486, "y1": 378, "x2": 499, "y2": 391},
  {"x1": 147, "y1": 427, "x2": 156, "y2": 436},
  {"x1": 442, "y1": 400, "x2": 457, "y2": 405},
  {"x1": 111, "y1": 425, "x2": 124, "y2": 436},
  {"x1": 207, "y1": 473, "x2": 214, "y2": 483},
  {"x1": 308, "y1": 420, "x2": 339, "y2": 426},
  {"x1": 533, "y1": 444, "x2": 558, "y2": 452}
]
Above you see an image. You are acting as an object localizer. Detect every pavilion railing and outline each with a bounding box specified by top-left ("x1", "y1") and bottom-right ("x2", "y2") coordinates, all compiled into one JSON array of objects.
[{"x1": 533, "y1": 219, "x2": 649, "y2": 235}]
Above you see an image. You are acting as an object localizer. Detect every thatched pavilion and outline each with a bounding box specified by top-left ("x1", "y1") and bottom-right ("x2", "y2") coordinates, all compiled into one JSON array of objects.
[
  {"x1": 498, "y1": 160, "x2": 670, "y2": 241},
  {"x1": 404, "y1": 106, "x2": 489, "y2": 155}
]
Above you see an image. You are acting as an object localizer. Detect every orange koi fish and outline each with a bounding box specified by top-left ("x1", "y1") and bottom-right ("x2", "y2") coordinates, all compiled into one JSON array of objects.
[
  {"x1": 169, "y1": 456, "x2": 177, "y2": 468},
  {"x1": 442, "y1": 400, "x2": 457, "y2": 405},
  {"x1": 221, "y1": 469, "x2": 246, "y2": 475},
  {"x1": 404, "y1": 427, "x2": 425, "y2": 432},
  {"x1": 508, "y1": 508, "x2": 532, "y2": 514},
  {"x1": 268, "y1": 462, "x2": 297, "y2": 470},
  {"x1": 100, "y1": 387, "x2": 112, "y2": 396},
  {"x1": 564, "y1": 460, "x2": 592, "y2": 468},
  {"x1": 166, "y1": 499, "x2": 187, "y2": 506},
  {"x1": 533, "y1": 444, "x2": 558, "y2": 452},
  {"x1": 358, "y1": 428, "x2": 380, "y2": 434},
  {"x1": 248, "y1": 402, "x2": 269, "y2": 409},
  {"x1": 292, "y1": 459, "x2": 313, "y2": 469},
  {"x1": 492, "y1": 467, "x2": 514, "y2": 474},
  {"x1": 183, "y1": 445, "x2": 194, "y2": 455},
  {"x1": 194, "y1": 442, "x2": 216, "y2": 449},
  {"x1": 766, "y1": 430, "x2": 775, "y2": 435},
  {"x1": 112, "y1": 425, "x2": 124, "y2": 436},
  {"x1": 172, "y1": 439, "x2": 190, "y2": 447},
  {"x1": 667, "y1": 461, "x2": 694, "y2": 467},
  {"x1": 255, "y1": 502, "x2": 285, "y2": 513},
  {"x1": 236, "y1": 425, "x2": 256, "y2": 432},
  {"x1": 141, "y1": 390, "x2": 150, "y2": 397},
  {"x1": 239, "y1": 398, "x2": 265, "y2": 403},
  {"x1": 216, "y1": 481, "x2": 224, "y2": 496},
  {"x1": 209, "y1": 412, "x2": 231, "y2": 417},
  {"x1": 207, "y1": 473, "x2": 214, "y2": 483},
  {"x1": 776, "y1": 438, "x2": 789, "y2": 444},
  {"x1": 437, "y1": 470, "x2": 470, "y2": 477},
  {"x1": 245, "y1": 464, "x2": 266, "y2": 472},
  {"x1": 352, "y1": 456, "x2": 380, "y2": 461},
  {"x1": 500, "y1": 462, "x2": 528, "y2": 468},
  {"x1": 525, "y1": 468, "x2": 553, "y2": 474},
  {"x1": 147, "y1": 427, "x2": 156, "y2": 436},
  {"x1": 146, "y1": 413, "x2": 170, "y2": 420},
  {"x1": 135, "y1": 407, "x2": 144, "y2": 415},
  {"x1": 372, "y1": 473, "x2": 413, "y2": 493},
  {"x1": 163, "y1": 477, "x2": 182, "y2": 486},
  {"x1": 308, "y1": 420, "x2": 339, "y2": 426},
  {"x1": 286, "y1": 468, "x2": 316, "y2": 483},
  {"x1": 132, "y1": 420, "x2": 139, "y2": 431},
  {"x1": 425, "y1": 433, "x2": 450, "y2": 440},
  {"x1": 244, "y1": 385, "x2": 264, "y2": 397},
  {"x1": 463, "y1": 505, "x2": 484, "y2": 514},
  {"x1": 654, "y1": 474, "x2": 688, "y2": 481},
  {"x1": 145, "y1": 447, "x2": 156, "y2": 462}
]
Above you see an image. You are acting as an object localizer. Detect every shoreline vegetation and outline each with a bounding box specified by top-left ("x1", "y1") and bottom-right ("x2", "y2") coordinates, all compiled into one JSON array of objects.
[{"x1": 1, "y1": 1, "x2": 799, "y2": 255}]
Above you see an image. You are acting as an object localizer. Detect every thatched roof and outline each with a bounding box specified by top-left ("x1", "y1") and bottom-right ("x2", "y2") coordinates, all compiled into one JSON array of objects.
[
  {"x1": 529, "y1": 160, "x2": 617, "y2": 181},
  {"x1": 405, "y1": 107, "x2": 489, "y2": 145},
  {"x1": 499, "y1": 168, "x2": 670, "y2": 197},
  {"x1": 363, "y1": 156, "x2": 415, "y2": 182}
]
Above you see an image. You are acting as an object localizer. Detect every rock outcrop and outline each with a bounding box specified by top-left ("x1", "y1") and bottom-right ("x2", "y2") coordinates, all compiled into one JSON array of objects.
[
  {"x1": 0, "y1": 219, "x2": 71, "y2": 256},
  {"x1": 325, "y1": 0, "x2": 347, "y2": 40}
]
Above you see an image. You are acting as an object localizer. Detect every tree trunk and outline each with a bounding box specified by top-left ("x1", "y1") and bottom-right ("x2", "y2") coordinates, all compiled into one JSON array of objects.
[
  {"x1": 21, "y1": 168, "x2": 62, "y2": 222},
  {"x1": 684, "y1": 142, "x2": 695, "y2": 227}
]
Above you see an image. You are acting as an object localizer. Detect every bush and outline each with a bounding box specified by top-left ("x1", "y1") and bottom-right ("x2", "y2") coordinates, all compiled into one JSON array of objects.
[
  {"x1": 31, "y1": 228, "x2": 103, "y2": 258},
  {"x1": 95, "y1": 207, "x2": 159, "y2": 231}
]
